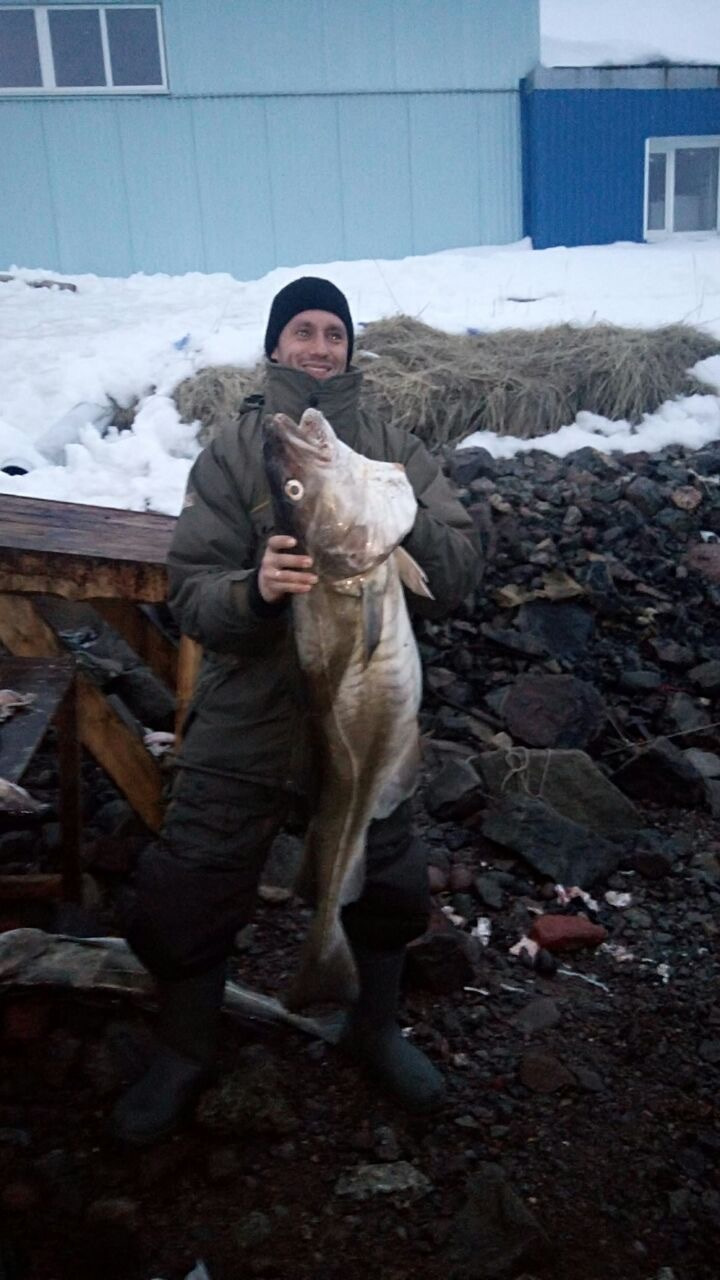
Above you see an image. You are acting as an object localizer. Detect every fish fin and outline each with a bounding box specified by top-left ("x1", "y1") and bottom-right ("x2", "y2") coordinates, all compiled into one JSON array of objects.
[
  {"x1": 393, "y1": 545, "x2": 434, "y2": 599},
  {"x1": 283, "y1": 914, "x2": 359, "y2": 1012},
  {"x1": 361, "y1": 578, "x2": 385, "y2": 666},
  {"x1": 372, "y1": 736, "x2": 422, "y2": 820}
]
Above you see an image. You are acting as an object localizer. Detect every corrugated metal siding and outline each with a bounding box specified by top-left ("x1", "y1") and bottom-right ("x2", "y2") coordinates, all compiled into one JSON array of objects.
[
  {"x1": 164, "y1": 0, "x2": 538, "y2": 96},
  {"x1": 0, "y1": 91, "x2": 523, "y2": 276},
  {"x1": 523, "y1": 87, "x2": 720, "y2": 249}
]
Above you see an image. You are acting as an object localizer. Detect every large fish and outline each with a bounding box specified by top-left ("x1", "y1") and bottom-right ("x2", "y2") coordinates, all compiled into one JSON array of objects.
[{"x1": 263, "y1": 407, "x2": 432, "y2": 1011}]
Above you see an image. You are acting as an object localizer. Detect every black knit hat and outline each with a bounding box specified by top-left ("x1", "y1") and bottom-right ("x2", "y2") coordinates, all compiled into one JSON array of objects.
[{"x1": 264, "y1": 276, "x2": 354, "y2": 367}]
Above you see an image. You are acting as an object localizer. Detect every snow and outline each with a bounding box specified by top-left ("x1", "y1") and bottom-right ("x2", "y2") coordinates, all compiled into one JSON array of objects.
[
  {"x1": 1, "y1": 236, "x2": 720, "y2": 515},
  {"x1": 541, "y1": 0, "x2": 720, "y2": 67}
]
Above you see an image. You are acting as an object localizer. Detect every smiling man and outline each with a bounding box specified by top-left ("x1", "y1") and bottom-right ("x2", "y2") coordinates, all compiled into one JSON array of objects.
[{"x1": 114, "y1": 277, "x2": 481, "y2": 1145}]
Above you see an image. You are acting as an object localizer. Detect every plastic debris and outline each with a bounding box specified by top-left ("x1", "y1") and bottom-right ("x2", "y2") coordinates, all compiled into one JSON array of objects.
[
  {"x1": 471, "y1": 917, "x2": 492, "y2": 946},
  {"x1": 510, "y1": 935, "x2": 539, "y2": 961},
  {"x1": 557, "y1": 967, "x2": 611, "y2": 993},
  {"x1": 555, "y1": 884, "x2": 600, "y2": 913},
  {"x1": 0, "y1": 690, "x2": 36, "y2": 722},
  {"x1": 335, "y1": 1162, "x2": 432, "y2": 1200},
  {"x1": 600, "y1": 942, "x2": 635, "y2": 963},
  {"x1": 143, "y1": 730, "x2": 176, "y2": 757},
  {"x1": 0, "y1": 779, "x2": 48, "y2": 817},
  {"x1": 605, "y1": 891, "x2": 633, "y2": 908}
]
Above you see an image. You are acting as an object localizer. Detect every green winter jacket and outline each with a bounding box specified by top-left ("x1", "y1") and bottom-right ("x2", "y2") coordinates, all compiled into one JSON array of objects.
[{"x1": 168, "y1": 362, "x2": 481, "y2": 791}]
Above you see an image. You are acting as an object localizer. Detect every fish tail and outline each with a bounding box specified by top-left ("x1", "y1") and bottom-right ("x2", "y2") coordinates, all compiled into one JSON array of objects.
[{"x1": 283, "y1": 913, "x2": 359, "y2": 1012}]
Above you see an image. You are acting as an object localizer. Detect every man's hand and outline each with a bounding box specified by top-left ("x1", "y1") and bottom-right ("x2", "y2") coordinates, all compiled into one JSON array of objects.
[{"x1": 258, "y1": 535, "x2": 318, "y2": 603}]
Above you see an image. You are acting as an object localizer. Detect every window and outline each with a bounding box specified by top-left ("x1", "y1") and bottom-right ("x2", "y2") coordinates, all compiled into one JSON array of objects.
[
  {"x1": 0, "y1": 5, "x2": 166, "y2": 93},
  {"x1": 645, "y1": 136, "x2": 720, "y2": 239}
]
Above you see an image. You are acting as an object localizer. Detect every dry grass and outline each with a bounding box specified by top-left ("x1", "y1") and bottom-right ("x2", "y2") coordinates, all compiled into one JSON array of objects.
[
  {"x1": 171, "y1": 318, "x2": 720, "y2": 449},
  {"x1": 173, "y1": 364, "x2": 261, "y2": 446}
]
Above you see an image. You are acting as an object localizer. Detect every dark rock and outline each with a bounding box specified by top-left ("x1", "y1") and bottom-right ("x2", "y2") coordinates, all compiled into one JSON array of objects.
[
  {"x1": 501, "y1": 674, "x2": 606, "y2": 750},
  {"x1": 519, "y1": 1050, "x2": 575, "y2": 1093},
  {"x1": 476, "y1": 748, "x2": 640, "y2": 836},
  {"x1": 516, "y1": 601, "x2": 594, "y2": 659},
  {"x1": 474, "y1": 872, "x2": 505, "y2": 910},
  {"x1": 481, "y1": 794, "x2": 624, "y2": 888},
  {"x1": 685, "y1": 542, "x2": 720, "y2": 584},
  {"x1": 261, "y1": 831, "x2": 303, "y2": 890},
  {"x1": 451, "y1": 448, "x2": 496, "y2": 487},
  {"x1": 684, "y1": 749, "x2": 720, "y2": 778},
  {"x1": 533, "y1": 948, "x2": 558, "y2": 976},
  {"x1": 0, "y1": 831, "x2": 37, "y2": 862},
  {"x1": 688, "y1": 659, "x2": 720, "y2": 693},
  {"x1": 512, "y1": 998, "x2": 561, "y2": 1035},
  {"x1": 231, "y1": 1210, "x2": 273, "y2": 1252},
  {"x1": 618, "y1": 669, "x2": 663, "y2": 693},
  {"x1": 578, "y1": 559, "x2": 623, "y2": 614},
  {"x1": 445, "y1": 1164, "x2": 550, "y2": 1280},
  {"x1": 612, "y1": 738, "x2": 706, "y2": 806},
  {"x1": 197, "y1": 1049, "x2": 299, "y2": 1138},
  {"x1": 649, "y1": 639, "x2": 696, "y2": 667},
  {"x1": 406, "y1": 913, "x2": 477, "y2": 993},
  {"x1": 625, "y1": 476, "x2": 665, "y2": 517},
  {"x1": 425, "y1": 758, "x2": 485, "y2": 821},
  {"x1": 621, "y1": 849, "x2": 673, "y2": 880},
  {"x1": 480, "y1": 624, "x2": 548, "y2": 658},
  {"x1": 664, "y1": 692, "x2": 712, "y2": 740}
]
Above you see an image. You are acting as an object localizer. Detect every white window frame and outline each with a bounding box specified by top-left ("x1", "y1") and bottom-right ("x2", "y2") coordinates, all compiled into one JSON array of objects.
[
  {"x1": 0, "y1": 4, "x2": 167, "y2": 94},
  {"x1": 644, "y1": 135, "x2": 720, "y2": 240}
]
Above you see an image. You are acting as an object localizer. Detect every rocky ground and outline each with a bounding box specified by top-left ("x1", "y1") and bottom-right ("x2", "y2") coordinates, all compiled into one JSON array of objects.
[{"x1": 1, "y1": 438, "x2": 720, "y2": 1280}]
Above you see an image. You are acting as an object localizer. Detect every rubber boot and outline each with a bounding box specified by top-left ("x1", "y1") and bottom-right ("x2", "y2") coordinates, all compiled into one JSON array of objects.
[
  {"x1": 340, "y1": 944, "x2": 445, "y2": 1113},
  {"x1": 111, "y1": 963, "x2": 226, "y2": 1146}
]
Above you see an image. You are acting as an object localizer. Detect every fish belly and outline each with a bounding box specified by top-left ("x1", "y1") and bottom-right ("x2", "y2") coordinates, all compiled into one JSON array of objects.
[{"x1": 284, "y1": 570, "x2": 421, "y2": 1011}]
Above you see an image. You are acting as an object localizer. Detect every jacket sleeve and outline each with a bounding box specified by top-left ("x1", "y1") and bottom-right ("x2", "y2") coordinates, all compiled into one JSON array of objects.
[
  {"x1": 391, "y1": 427, "x2": 482, "y2": 620},
  {"x1": 167, "y1": 435, "x2": 288, "y2": 653}
]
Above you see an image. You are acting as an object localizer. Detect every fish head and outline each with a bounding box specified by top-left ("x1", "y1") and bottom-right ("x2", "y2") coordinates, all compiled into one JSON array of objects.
[{"x1": 262, "y1": 408, "x2": 417, "y2": 579}]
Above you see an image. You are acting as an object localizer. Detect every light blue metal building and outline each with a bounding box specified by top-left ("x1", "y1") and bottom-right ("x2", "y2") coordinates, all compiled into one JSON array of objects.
[
  {"x1": 0, "y1": 0, "x2": 539, "y2": 278},
  {"x1": 522, "y1": 65, "x2": 720, "y2": 249}
]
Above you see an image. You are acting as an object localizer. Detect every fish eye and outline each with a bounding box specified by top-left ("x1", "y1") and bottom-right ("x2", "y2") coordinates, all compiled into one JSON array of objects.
[{"x1": 284, "y1": 479, "x2": 304, "y2": 501}]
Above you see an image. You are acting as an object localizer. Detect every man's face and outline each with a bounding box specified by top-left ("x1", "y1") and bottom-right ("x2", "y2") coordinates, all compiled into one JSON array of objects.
[{"x1": 272, "y1": 309, "x2": 349, "y2": 380}]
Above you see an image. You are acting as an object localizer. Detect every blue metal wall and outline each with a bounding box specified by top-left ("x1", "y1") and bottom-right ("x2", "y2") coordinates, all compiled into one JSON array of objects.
[
  {"x1": 522, "y1": 85, "x2": 720, "y2": 249},
  {"x1": 0, "y1": 0, "x2": 538, "y2": 276}
]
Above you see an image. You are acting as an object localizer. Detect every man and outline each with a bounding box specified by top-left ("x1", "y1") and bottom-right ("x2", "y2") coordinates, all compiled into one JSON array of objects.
[{"x1": 114, "y1": 277, "x2": 480, "y2": 1145}]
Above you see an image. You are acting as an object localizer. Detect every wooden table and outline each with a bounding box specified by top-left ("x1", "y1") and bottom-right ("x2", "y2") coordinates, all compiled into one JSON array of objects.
[{"x1": 0, "y1": 495, "x2": 201, "y2": 833}]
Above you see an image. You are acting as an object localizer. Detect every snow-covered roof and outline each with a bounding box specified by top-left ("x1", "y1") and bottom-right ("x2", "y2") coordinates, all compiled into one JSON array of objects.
[{"x1": 529, "y1": 64, "x2": 720, "y2": 90}]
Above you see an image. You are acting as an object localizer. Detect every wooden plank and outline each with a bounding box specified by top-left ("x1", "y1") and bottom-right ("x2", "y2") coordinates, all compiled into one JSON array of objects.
[
  {"x1": 0, "y1": 655, "x2": 74, "y2": 784},
  {"x1": 0, "y1": 874, "x2": 63, "y2": 902},
  {"x1": 75, "y1": 679, "x2": 164, "y2": 833},
  {"x1": 0, "y1": 495, "x2": 175, "y2": 563},
  {"x1": 0, "y1": 549, "x2": 167, "y2": 602}
]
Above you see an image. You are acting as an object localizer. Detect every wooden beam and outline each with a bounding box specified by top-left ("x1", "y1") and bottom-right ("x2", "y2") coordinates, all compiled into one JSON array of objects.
[
  {"x1": 0, "y1": 594, "x2": 164, "y2": 833},
  {"x1": 0, "y1": 874, "x2": 63, "y2": 902},
  {"x1": 91, "y1": 599, "x2": 178, "y2": 689},
  {"x1": 175, "y1": 635, "x2": 203, "y2": 743},
  {"x1": 0, "y1": 594, "x2": 63, "y2": 656},
  {"x1": 75, "y1": 680, "x2": 164, "y2": 832}
]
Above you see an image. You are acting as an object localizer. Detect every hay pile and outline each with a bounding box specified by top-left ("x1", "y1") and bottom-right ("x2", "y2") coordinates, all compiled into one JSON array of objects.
[
  {"x1": 173, "y1": 364, "x2": 261, "y2": 446},
  {"x1": 356, "y1": 317, "x2": 720, "y2": 447},
  {"x1": 172, "y1": 318, "x2": 720, "y2": 449}
]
